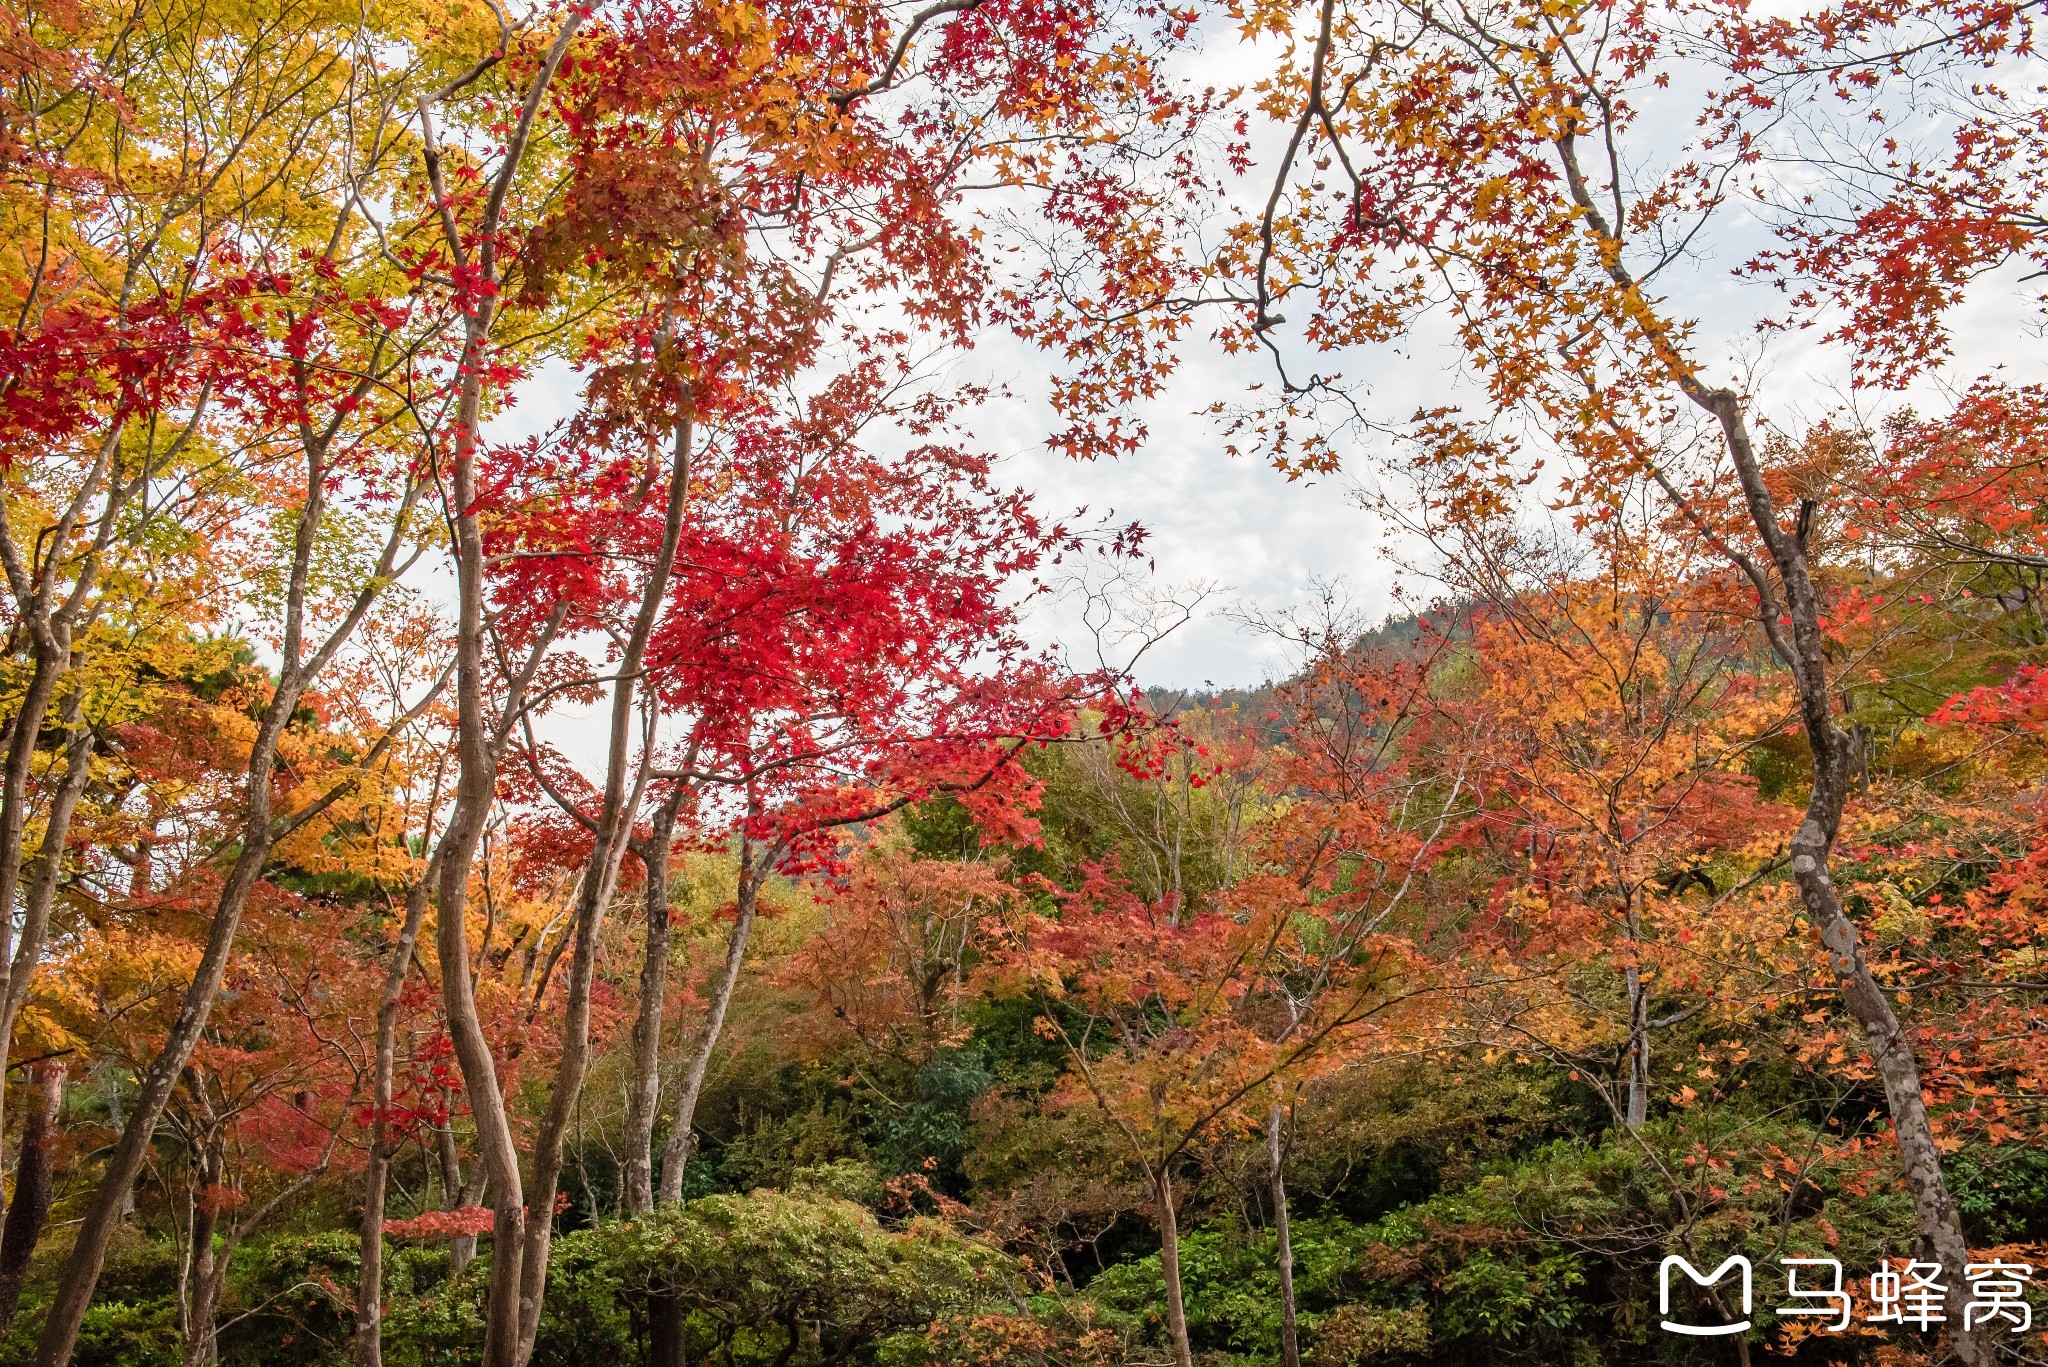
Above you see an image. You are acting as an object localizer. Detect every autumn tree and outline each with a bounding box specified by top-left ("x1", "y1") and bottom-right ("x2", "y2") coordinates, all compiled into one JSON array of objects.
[
  {"x1": 1409, "y1": 518, "x2": 1773, "y2": 1131},
  {"x1": 0, "y1": 7, "x2": 502, "y2": 1361},
  {"x1": 1023, "y1": 0, "x2": 2048, "y2": 1353},
  {"x1": 505, "y1": 369, "x2": 1090, "y2": 1363},
  {"x1": 401, "y1": 1, "x2": 1201, "y2": 1361},
  {"x1": 982, "y1": 692, "x2": 1463, "y2": 1367}
]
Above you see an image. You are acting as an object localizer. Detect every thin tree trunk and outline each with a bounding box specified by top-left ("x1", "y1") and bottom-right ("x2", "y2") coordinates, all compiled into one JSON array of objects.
[
  {"x1": 181, "y1": 1271, "x2": 222, "y2": 1367},
  {"x1": 0, "y1": 649, "x2": 71, "y2": 1158},
  {"x1": 0, "y1": 652, "x2": 63, "y2": 940},
  {"x1": 179, "y1": 1140, "x2": 224, "y2": 1367},
  {"x1": 643, "y1": 835, "x2": 807, "y2": 1361},
  {"x1": 0, "y1": 689, "x2": 95, "y2": 1219},
  {"x1": 656, "y1": 847, "x2": 766, "y2": 1204},
  {"x1": 512, "y1": 417, "x2": 691, "y2": 1362},
  {"x1": 0, "y1": 412, "x2": 158, "y2": 1162},
  {"x1": 449, "y1": 1222, "x2": 480, "y2": 1281},
  {"x1": 511, "y1": 860, "x2": 618, "y2": 1360},
  {"x1": 1153, "y1": 1168, "x2": 1194, "y2": 1367},
  {"x1": 356, "y1": 856, "x2": 441, "y2": 1367},
  {"x1": 37, "y1": 715, "x2": 289, "y2": 1367},
  {"x1": 0, "y1": 1062, "x2": 64, "y2": 1333},
  {"x1": 1267, "y1": 1104, "x2": 1300, "y2": 1367},
  {"x1": 1547, "y1": 136, "x2": 1988, "y2": 1367},
  {"x1": 32, "y1": 594, "x2": 419, "y2": 1364},
  {"x1": 414, "y1": 22, "x2": 587, "y2": 1363},
  {"x1": 436, "y1": 1122, "x2": 482, "y2": 1279},
  {"x1": 623, "y1": 806, "x2": 680, "y2": 1218},
  {"x1": 434, "y1": 317, "x2": 531, "y2": 1367},
  {"x1": 641, "y1": 812, "x2": 690, "y2": 1367},
  {"x1": 1623, "y1": 957, "x2": 1649, "y2": 1131},
  {"x1": 93, "y1": 1065, "x2": 135, "y2": 1224},
  {"x1": 1696, "y1": 390, "x2": 1985, "y2": 1365},
  {"x1": 179, "y1": 1123, "x2": 342, "y2": 1367},
  {"x1": 3, "y1": 695, "x2": 96, "y2": 1050},
  {"x1": 30, "y1": 416, "x2": 424, "y2": 1367},
  {"x1": 642, "y1": 926, "x2": 688, "y2": 1367}
]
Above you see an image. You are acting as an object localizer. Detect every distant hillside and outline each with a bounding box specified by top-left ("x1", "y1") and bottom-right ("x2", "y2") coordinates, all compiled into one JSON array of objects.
[{"x1": 1140, "y1": 603, "x2": 1467, "y2": 727}]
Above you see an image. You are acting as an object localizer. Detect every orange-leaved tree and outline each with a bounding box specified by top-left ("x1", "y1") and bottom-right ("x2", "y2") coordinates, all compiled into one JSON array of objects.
[{"x1": 1106, "y1": 0, "x2": 2048, "y2": 1352}]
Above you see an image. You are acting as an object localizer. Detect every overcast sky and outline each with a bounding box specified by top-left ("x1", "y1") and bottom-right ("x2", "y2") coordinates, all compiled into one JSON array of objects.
[
  {"x1": 494, "y1": 21, "x2": 2048, "y2": 709},
  {"x1": 977, "y1": 16, "x2": 2048, "y2": 692}
]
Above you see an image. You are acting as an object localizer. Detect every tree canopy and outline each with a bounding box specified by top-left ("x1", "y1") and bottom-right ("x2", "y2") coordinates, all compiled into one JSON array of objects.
[{"x1": 1, "y1": 0, "x2": 2046, "y2": 1364}]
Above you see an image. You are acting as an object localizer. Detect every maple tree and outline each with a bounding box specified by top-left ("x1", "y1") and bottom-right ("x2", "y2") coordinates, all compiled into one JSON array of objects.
[
  {"x1": 5, "y1": 0, "x2": 2048, "y2": 1364},
  {"x1": 782, "y1": 837, "x2": 1024, "y2": 1077},
  {"x1": 1414, "y1": 524, "x2": 1771, "y2": 1130},
  {"x1": 1011, "y1": 0, "x2": 2048, "y2": 1354},
  {"x1": 978, "y1": 690, "x2": 1465, "y2": 1367},
  {"x1": 502, "y1": 382, "x2": 1086, "y2": 1365},
  {"x1": 1, "y1": 9, "x2": 464, "y2": 1364},
  {"x1": 388, "y1": 0, "x2": 1200, "y2": 1360}
]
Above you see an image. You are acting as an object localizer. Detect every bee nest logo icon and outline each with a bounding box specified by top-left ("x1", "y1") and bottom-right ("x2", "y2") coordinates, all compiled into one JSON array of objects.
[{"x1": 1659, "y1": 1255, "x2": 1752, "y2": 1337}]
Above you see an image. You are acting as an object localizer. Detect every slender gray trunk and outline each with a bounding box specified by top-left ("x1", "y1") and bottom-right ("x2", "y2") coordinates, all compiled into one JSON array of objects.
[
  {"x1": 435, "y1": 1122, "x2": 482, "y2": 1279},
  {"x1": 634, "y1": 814, "x2": 688, "y2": 1366},
  {"x1": 1153, "y1": 1168, "x2": 1194, "y2": 1367},
  {"x1": 0, "y1": 649, "x2": 70, "y2": 1157},
  {"x1": 1694, "y1": 389, "x2": 1985, "y2": 1365},
  {"x1": 1547, "y1": 135, "x2": 1988, "y2": 1366},
  {"x1": 511, "y1": 853, "x2": 620, "y2": 1360},
  {"x1": 0, "y1": 411, "x2": 157, "y2": 1167},
  {"x1": 29, "y1": 376, "x2": 424, "y2": 1367},
  {"x1": 177, "y1": 1135, "x2": 224, "y2": 1367},
  {"x1": 623, "y1": 806, "x2": 679, "y2": 1217},
  {"x1": 0, "y1": 690, "x2": 95, "y2": 1087},
  {"x1": 37, "y1": 709, "x2": 290, "y2": 1367},
  {"x1": 657, "y1": 847, "x2": 766, "y2": 1204},
  {"x1": 433, "y1": 313, "x2": 531, "y2": 1367},
  {"x1": 0, "y1": 653, "x2": 63, "y2": 935},
  {"x1": 512, "y1": 416, "x2": 691, "y2": 1361},
  {"x1": 356, "y1": 856, "x2": 441, "y2": 1367},
  {"x1": 6, "y1": 693, "x2": 95, "y2": 1012},
  {"x1": 32, "y1": 514, "x2": 420, "y2": 1365},
  {"x1": 1267, "y1": 1104, "x2": 1300, "y2": 1367},
  {"x1": 176, "y1": 1102, "x2": 343, "y2": 1367},
  {"x1": 413, "y1": 25, "x2": 595, "y2": 1362}
]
